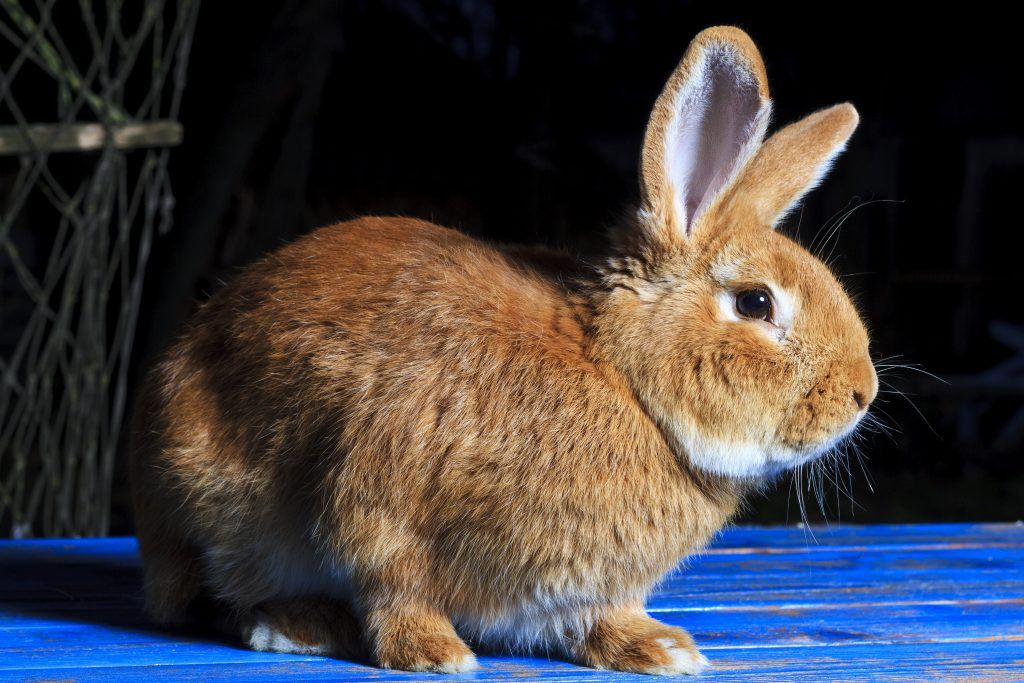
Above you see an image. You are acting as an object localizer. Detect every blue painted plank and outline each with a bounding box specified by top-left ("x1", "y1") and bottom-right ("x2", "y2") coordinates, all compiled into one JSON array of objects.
[
  {"x1": 4, "y1": 570, "x2": 1022, "y2": 629},
  {"x1": 1, "y1": 524, "x2": 1022, "y2": 681},
  {"x1": 6, "y1": 570, "x2": 1023, "y2": 623},
  {"x1": 1, "y1": 596, "x2": 1021, "y2": 659},
  {"x1": 3, "y1": 543, "x2": 1020, "y2": 613},
  {"x1": 2, "y1": 640, "x2": 1023, "y2": 682},
  {"x1": 712, "y1": 522, "x2": 1024, "y2": 549}
]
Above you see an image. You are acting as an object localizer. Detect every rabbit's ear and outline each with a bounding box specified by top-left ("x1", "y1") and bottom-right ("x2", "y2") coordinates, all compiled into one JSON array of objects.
[
  {"x1": 721, "y1": 103, "x2": 859, "y2": 228},
  {"x1": 639, "y1": 27, "x2": 772, "y2": 247}
]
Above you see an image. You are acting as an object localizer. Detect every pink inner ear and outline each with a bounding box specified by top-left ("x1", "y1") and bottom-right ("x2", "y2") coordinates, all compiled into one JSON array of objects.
[{"x1": 668, "y1": 45, "x2": 766, "y2": 233}]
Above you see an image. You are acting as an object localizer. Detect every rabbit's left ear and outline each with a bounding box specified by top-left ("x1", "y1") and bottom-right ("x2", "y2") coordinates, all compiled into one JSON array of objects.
[
  {"x1": 639, "y1": 27, "x2": 772, "y2": 248},
  {"x1": 720, "y1": 103, "x2": 860, "y2": 228}
]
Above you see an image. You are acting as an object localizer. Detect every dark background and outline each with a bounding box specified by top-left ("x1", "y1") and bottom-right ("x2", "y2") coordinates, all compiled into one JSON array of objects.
[{"x1": 123, "y1": 1, "x2": 1023, "y2": 527}]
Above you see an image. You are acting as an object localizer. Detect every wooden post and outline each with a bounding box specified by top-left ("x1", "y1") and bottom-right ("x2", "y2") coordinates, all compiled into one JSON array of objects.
[{"x1": 0, "y1": 122, "x2": 183, "y2": 156}]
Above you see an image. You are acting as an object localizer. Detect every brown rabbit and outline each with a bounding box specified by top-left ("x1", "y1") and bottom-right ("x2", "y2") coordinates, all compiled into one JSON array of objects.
[{"x1": 130, "y1": 26, "x2": 877, "y2": 674}]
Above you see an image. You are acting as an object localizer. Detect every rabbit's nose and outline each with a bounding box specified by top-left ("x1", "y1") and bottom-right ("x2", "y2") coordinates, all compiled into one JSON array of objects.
[
  {"x1": 850, "y1": 357, "x2": 878, "y2": 410},
  {"x1": 852, "y1": 389, "x2": 868, "y2": 410}
]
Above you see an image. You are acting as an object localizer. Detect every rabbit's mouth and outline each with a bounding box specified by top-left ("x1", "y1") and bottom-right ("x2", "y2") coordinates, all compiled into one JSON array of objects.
[{"x1": 775, "y1": 407, "x2": 870, "y2": 469}]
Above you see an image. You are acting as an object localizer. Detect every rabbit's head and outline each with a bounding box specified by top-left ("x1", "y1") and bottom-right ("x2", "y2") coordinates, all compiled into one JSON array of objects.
[{"x1": 594, "y1": 27, "x2": 876, "y2": 479}]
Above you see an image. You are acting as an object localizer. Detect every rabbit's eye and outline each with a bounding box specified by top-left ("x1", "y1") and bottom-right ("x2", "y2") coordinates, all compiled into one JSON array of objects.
[{"x1": 735, "y1": 289, "x2": 773, "y2": 322}]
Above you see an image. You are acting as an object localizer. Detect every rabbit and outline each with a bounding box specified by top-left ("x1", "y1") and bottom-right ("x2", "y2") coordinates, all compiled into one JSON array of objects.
[{"x1": 129, "y1": 25, "x2": 877, "y2": 675}]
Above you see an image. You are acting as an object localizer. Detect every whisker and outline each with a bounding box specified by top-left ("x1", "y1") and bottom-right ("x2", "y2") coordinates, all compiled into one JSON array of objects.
[
  {"x1": 838, "y1": 443, "x2": 863, "y2": 516},
  {"x1": 819, "y1": 198, "x2": 903, "y2": 265},
  {"x1": 852, "y1": 445, "x2": 875, "y2": 493},
  {"x1": 809, "y1": 459, "x2": 828, "y2": 524},
  {"x1": 807, "y1": 197, "x2": 861, "y2": 253},
  {"x1": 786, "y1": 468, "x2": 795, "y2": 525},
  {"x1": 794, "y1": 466, "x2": 816, "y2": 542},
  {"x1": 865, "y1": 404, "x2": 904, "y2": 437},
  {"x1": 879, "y1": 382, "x2": 940, "y2": 437},
  {"x1": 875, "y1": 364, "x2": 948, "y2": 385},
  {"x1": 862, "y1": 410, "x2": 895, "y2": 432}
]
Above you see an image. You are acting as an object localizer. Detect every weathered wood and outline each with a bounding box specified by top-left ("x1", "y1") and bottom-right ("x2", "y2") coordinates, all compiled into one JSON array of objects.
[
  {"x1": 0, "y1": 121, "x2": 183, "y2": 156},
  {"x1": 0, "y1": 524, "x2": 1022, "y2": 681}
]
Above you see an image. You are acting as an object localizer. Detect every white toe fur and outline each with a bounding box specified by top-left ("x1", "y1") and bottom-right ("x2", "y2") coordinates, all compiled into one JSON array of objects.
[
  {"x1": 645, "y1": 638, "x2": 711, "y2": 675},
  {"x1": 245, "y1": 616, "x2": 329, "y2": 656},
  {"x1": 421, "y1": 652, "x2": 479, "y2": 673}
]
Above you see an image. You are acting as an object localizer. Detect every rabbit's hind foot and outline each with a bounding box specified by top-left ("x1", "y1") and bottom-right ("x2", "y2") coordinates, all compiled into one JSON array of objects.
[{"x1": 240, "y1": 597, "x2": 366, "y2": 660}]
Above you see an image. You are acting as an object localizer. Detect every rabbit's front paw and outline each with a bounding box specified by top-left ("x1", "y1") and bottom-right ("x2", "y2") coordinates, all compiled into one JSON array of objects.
[
  {"x1": 646, "y1": 636, "x2": 711, "y2": 675},
  {"x1": 369, "y1": 605, "x2": 478, "y2": 673},
  {"x1": 577, "y1": 609, "x2": 709, "y2": 676}
]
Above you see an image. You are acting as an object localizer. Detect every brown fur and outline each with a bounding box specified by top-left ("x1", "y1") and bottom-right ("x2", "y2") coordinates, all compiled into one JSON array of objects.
[{"x1": 130, "y1": 26, "x2": 876, "y2": 674}]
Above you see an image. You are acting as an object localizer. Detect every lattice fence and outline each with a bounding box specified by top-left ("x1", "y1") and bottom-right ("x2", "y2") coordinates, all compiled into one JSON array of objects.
[{"x1": 0, "y1": 1, "x2": 200, "y2": 537}]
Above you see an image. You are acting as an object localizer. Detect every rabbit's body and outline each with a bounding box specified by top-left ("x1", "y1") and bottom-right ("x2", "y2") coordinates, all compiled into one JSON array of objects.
[
  {"x1": 133, "y1": 27, "x2": 878, "y2": 674},
  {"x1": 132, "y1": 217, "x2": 737, "y2": 653}
]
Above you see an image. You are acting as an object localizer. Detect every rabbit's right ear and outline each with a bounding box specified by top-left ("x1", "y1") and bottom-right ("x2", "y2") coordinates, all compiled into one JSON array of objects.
[{"x1": 638, "y1": 27, "x2": 772, "y2": 253}]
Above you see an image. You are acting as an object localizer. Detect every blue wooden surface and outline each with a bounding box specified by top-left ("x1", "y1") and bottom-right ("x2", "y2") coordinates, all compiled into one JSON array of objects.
[{"x1": 1, "y1": 523, "x2": 1023, "y2": 681}]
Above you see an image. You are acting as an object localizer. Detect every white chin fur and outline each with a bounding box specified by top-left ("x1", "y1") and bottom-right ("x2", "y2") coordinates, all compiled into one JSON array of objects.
[
  {"x1": 660, "y1": 414, "x2": 777, "y2": 479},
  {"x1": 684, "y1": 438, "x2": 785, "y2": 479},
  {"x1": 679, "y1": 412, "x2": 868, "y2": 480}
]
